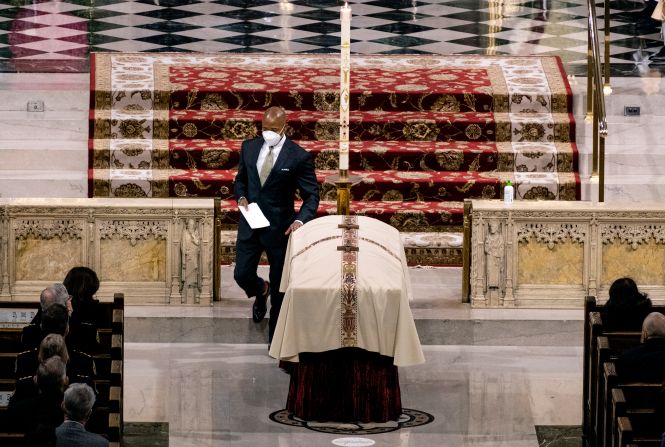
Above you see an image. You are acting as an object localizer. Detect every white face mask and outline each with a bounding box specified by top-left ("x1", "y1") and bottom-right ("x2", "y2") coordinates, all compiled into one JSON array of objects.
[{"x1": 262, "y1": 130, "x2": 282, "y2": 147}]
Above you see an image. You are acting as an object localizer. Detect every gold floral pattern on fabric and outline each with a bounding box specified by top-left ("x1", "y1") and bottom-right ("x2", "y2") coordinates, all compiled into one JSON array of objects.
[
  {"x1": 431, "y1": 94, "x2": 461, "y2": 112},
  {"x1": 174, "y1": 183, "x2": 190, "y2": 197},
  {"x1": 222, "y1": 120, "x2": 257, "y2": 139},
  {"x1": 182, "y1": 123, "x2": 198, "y2": 138},
  {"x1": 313, "y1": 91, "x2": 340, "y2": 111},
  {"x1": 523, "y1": 186, "x2": 556, "y2": 200},
  {"x1": 557, "y1": 153, "x2": 573, "y2": 172},
  {"x1": 382, "y1": 190, "x2": 403, "y2": 201},
  {"x1": 314, "y1": 150, "x2": 339, "y2": 170},
  {"x1": 314, "y1": 120, "x2": 339, "y2": 140},
  {"x1": 390, "y1": 212, "x2": 429, "y2": 231},
  {"x1": 118, "y1": 143, "x2": 145, "y2": 157},
  {"x1": 481, "y1": 185, "x2": 497, "y2": 198},
  {"x1": 115, "y1": 119, "x2": 150, "y2": 139},
  {"x1": 465, "y1": 124, "x2": 482, "y2": 140},
  {"x1": 559, "y1": 182, "x2": 577, "y2": 200},
  {"x1": 201, "y1": 148, "x2": 231, "y2": 168},
  {"x1": 201, "y1": 93, "x2": 228, "y2": 111},
  {"x1": 112, "y1": 183, "x2": 148, "y2": 198},
  {"x1": 403, "y1": 121, "x2": 439, "y2": 141},
  {"x1": 513, "y1": 122, "x2": 547, "y2": 142},
  {"x1": 340, "y1": 216, "x2": 359, "y2": 347}
]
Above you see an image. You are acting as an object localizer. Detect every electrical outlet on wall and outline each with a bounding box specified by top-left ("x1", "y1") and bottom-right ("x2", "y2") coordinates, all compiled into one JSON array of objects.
[
  {"x1": 624, "y1": 106, "x2": 640, "y2": 116},
  {"x1": 27, "y1": 100, "x2": 44, "y2": 112}
]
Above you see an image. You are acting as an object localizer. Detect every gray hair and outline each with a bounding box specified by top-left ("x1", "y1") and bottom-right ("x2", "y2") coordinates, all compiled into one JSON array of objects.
[
  {"x1": 63, "y1": 383, "x2": 96, "y2": 422},
  {"x1": 39, "y1": 283, "x2": 69, "y2": 310},
  {"x1": 642, "y1": 312, "x2": 665, "y2": 340}
]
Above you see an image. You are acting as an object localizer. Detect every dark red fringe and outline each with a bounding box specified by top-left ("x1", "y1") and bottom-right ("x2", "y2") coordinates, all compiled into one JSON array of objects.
[{"x1": 282, "y1": 348, "x2": 401, "y2": 423}]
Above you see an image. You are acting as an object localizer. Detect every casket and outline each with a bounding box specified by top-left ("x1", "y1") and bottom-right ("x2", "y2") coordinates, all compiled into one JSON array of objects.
[{"x1": 269, "y1": 215, "x2": 424, "y2": 422}]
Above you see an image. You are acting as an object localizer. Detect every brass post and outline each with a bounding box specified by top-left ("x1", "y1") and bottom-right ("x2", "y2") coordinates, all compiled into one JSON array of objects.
[
  {"x1": 599, "y1": 135, "x2": 605, "y2": 202},
  {"x1": 603, "y1": 0, "x2": 611, "y2": 89},
  {"x1": 213, "y1": 197, "x2": 221, "y2": 302},
  {"x1": 586, "y1": 29, "x2": 593, "y2": 121},
  {"x1": 462, "y1": 199, "x2": 472, "y2": 303}
]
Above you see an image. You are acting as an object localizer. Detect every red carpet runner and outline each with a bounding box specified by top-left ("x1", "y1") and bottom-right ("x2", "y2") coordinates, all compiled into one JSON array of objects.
[{"x1": 90, "y1": 53, "x2": 577, "y2": 232}]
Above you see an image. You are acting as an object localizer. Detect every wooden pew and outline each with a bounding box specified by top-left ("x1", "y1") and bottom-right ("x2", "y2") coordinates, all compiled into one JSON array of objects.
[
  {"x1": 584, "y1": 296, "x2": 665, "y2": 447},
  {"x1": 616, "y1": 414, "x2": 664, "y2": 447},
  {"x1": 0, "y1": 295, "x2": 124, "y2": 446},
  {"x1": 609, "y1": 384, "x2": 663, "y2": 447}
]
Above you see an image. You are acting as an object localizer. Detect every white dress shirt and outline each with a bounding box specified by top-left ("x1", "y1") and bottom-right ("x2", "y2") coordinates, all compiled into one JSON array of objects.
[{"x1": 256, "y1": 134, "x2": 286, "y2": 174}]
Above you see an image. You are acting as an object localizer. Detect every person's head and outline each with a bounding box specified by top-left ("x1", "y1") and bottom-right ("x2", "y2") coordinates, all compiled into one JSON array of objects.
[
  {"x1": 35, "y1": 355, "x2": 68, "y2": 393},
  {"x1": 63, "y1": 267, "x2": 99, "y2": 303},
  {"x1": 261, "y1": 107, "x2": 287, "y2": 146},
  {"x1": 39, "y1": 283, "x2": 71, "y2": 314},
  {"x1": 38, "y1": 333, "x2": 69, "y2": 365},
  {"x1": 62, "y1": 383, "x2": 96, "y2": 424},
  {"x1": 641, "y1": 312, "x2": 665, "y2": 342},
  {"x1": 608, "y1": 277, "x2": 649, "y2": 306},
  {"x1": 40, "y1": 303, "x2": 69, "y2": 336},
  {"x1": 186, "y1": 218, "x2": 196, "y2": 231}
]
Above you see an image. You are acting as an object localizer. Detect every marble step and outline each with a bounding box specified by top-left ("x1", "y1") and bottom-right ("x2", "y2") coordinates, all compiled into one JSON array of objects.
[
  {"x1": 0, "y1": 140, "x2": 86, "y2": 171},
  {"x1": 601, "y1": 175, "x2": 665, "y2": 202},
  {"x1": 0, "y1": 110, "x2": 87, "y2": 140},
  {"x1": 575, "y1": 115, "x2": 665, "y2": 144},
  {"x1": 0, "y1": 170, "x2": 87, "y2": 198},
  {"x1": 569, "y1": 77, "x2": 665, "y2": 117}
]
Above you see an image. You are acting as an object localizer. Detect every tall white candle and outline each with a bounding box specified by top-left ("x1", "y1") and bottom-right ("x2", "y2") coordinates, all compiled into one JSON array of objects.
[{"x1": 339, "y1": 2, "x2": 351, "y2": 172}]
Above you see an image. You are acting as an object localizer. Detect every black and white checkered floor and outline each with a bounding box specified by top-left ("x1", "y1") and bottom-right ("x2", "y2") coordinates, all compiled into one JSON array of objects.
[{"x1": 0, "y1": 0, "x2": 663, "y2": 75}]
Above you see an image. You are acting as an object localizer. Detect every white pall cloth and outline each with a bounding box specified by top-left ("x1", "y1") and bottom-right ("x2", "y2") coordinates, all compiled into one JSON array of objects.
[{"x1": 268, "y1": 215, "x2": 425, "y2": 367}]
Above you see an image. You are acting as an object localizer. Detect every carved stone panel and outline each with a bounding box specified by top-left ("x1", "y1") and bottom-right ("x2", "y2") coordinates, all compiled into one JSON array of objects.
[
  {"x1": 602, "y1": 240, "x2": 665, "y2": 286},
  {"x1": 518, "y1": 239, "x2": 583, "y2": 285},
  {"x1": 100, "y1": 239, "x2": 167, "y2": 282},
  {"x1": 15, "y1": 239, "x2": 82, "y2": 281}
]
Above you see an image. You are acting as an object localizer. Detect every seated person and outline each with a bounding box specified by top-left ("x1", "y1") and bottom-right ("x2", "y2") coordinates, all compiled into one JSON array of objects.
[
  {"x1": 617, "y1": 312, "x2": 665, "y2": 382},
  {"x1": 603, "y1": 277, "x2": 652, "y2": 330},
  {"x1": 25, "y1": 284, "x2": 100, "y2": 353},
  {"x1": 31, "y1": 283, "x2": 72, "y2": 325},
  {"x1": 56, "y1": 383, "x2": 108, "y2": 447},
  {"x1": 16, "y1": 333, "x2": 97, "y2": 388},
  {"x1": 64, "y1": 266, "x2": 102, "y2": 328},
  {"x1": 18, "y1": 305, "x2": 96, "y2": 379},
  {"x1": 8, "y1": 356, "x2": 68, "y2": 446}
]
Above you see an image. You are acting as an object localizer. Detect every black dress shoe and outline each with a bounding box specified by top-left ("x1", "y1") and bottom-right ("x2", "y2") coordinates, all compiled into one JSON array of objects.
[{"x1": 252, "y1": 281, "x2": 269, "y2": 323}]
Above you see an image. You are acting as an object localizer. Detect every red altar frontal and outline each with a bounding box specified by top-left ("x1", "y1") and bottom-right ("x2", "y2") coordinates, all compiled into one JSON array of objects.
[{"x1": 269, "y1": 215, "x2": 424, "y2": 423}]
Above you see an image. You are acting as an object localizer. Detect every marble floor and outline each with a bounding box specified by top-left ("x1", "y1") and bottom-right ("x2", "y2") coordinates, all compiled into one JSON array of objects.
[
  {"x1": 0, "y1": 0, "x2": 663, "y2": 76},
  {"x1": 122, "y1": 266, "x2": 584, "y2": 446},
  {"x1": 0, "y1": 1, "x2": 656, "y2": 444}
]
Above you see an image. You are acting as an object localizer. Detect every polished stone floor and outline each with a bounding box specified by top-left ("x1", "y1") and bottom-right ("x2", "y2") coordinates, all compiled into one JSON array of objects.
[
  {"x1": 0, "y1": 0, "x2": 663, "y2": 76},
  {"x1": 122, "y1": 266, "x2": 584, "y2": 446}
]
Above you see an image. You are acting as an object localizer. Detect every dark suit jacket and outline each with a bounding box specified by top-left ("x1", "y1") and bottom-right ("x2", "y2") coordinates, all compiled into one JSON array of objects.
[
  {"x1": 56, "y1": 421, "x2": 109, "y2": 447},
  {"x1": 616, "y1": 338, "x2": 665, "y2": 382},
  {"x1": 234, "y1": 137, "x2": 319, "y2": 247}
]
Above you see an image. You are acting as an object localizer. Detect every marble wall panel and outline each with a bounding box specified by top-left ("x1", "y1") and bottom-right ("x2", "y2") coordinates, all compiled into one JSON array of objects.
[
  {"x1": 15, "y1": 238, "x2": 81, "y2": 281},
  {"x1": 517, "y1": 240, "x2": 583, "y2": 285},
  {"x1": 100, "y1": 239, "x2": 166, "y2": 282},
  {"x1": 601, "y1": 239, "x2": 665, "y2": 286}
]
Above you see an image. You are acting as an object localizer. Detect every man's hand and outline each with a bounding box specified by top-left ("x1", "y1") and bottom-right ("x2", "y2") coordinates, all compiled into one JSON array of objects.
[
  {"x1": 238, "y1": 197, "x2": 249, "y2": 211},
  {"x1": 285, "y1": 221, "x2": 303, "y2": 235}
]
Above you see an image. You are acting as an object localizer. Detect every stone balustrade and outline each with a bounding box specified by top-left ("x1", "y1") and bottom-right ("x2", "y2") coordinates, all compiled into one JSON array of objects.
[
  {"x1": 468, "y1": 200, "x2": 665, "y2": 308},
  {"x1": 0, "y1": 198, "x2": 214, "y2": 305}
]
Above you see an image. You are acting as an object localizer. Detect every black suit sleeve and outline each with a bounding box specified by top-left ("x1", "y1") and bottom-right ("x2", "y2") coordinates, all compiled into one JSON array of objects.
[
  {"x1": 294, "y1": 150, "x2": 320, "y2": 224},
  {"x1": 234, "y1": 140, "x2": 249, "y2": 202}
]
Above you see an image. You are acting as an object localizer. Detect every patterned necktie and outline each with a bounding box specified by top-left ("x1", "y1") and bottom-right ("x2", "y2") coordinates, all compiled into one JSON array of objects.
[{"x1": 259, "y1": 146, "x2": 274, "y2": 186}]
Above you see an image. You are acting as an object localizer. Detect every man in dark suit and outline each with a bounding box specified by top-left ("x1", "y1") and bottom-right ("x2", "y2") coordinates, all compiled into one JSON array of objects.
[
  {"x1": 617, "y1": 311, "x2": 665, "y2": 382},
  {"x1": 234, "y1": 106, "x2": 320, "y2": 342},
  {"x1": 56, "y1": 383, "x2": 108, "y2": 447}
]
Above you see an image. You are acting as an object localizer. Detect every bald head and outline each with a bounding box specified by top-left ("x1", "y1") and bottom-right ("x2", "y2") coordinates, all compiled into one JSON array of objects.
[
  {"x1": 262, "y1": 107, "x2": 286, "y2": 133},
  {"x1": 642, "y1": 312, "x2": 665, "y2": 341}
]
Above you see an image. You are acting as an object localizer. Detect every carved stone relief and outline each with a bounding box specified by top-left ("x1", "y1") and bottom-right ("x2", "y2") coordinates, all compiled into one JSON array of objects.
[
  {"x1": 98, "y1": 220, "x2": 168, "y2": 246},
  {"x1": 180, "y1": 218, "x2": 201, "y2": 304},
  {"x1": 13, "y1": 219, "x2": 84, "y2": 241},
  {"x1": 516, "y1": 223, "x2": 586, "y2": 248}
]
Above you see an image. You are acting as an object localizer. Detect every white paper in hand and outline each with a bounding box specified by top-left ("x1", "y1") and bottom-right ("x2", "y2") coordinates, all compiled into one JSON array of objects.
[{"x1": 239, "y1": 202, "x2": 270, "y2": 229}]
